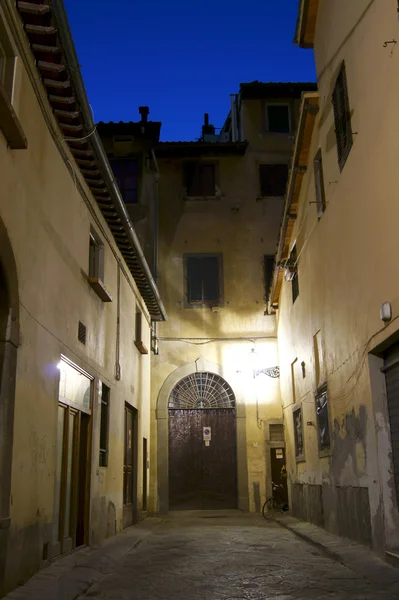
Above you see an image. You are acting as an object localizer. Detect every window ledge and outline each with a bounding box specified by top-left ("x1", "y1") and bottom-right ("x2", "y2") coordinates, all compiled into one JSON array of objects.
[
  {"x1": 134, "y1": 340, "x2": 148, "y2": 355},
  {"x1": 184, "y1": 194, "x2": 222, "y2": 201},
  {"x1": 0, "y1": 82, "x2": 27, "y2": 149},
  {"x1": 88, "y1": 277, "x2": 113, "y2": 302}
]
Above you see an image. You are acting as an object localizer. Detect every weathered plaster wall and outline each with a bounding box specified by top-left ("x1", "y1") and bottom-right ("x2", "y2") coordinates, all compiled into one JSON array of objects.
[
  {"x1": 276, "y1": 0, "x2": 399, "y2": 552},
  {"x1": 0, "y1": 13, "x2": 152, "y2": 594},
  {"x1": 149, "y1": 96, "x2": 299, "y2": 514}
]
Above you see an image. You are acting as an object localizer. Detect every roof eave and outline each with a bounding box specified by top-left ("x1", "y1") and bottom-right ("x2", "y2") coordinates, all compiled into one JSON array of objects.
[
  {"x1": 294, "y1": 0, "x2": 319, "y2": 49},
  {"x1": 267, "y1": 92, "x2": 320, "y2": 312}
]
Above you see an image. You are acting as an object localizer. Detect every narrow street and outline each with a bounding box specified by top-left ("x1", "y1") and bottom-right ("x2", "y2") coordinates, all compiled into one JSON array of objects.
[{"x1": 70, "y1": 513, "x2": 395, "y2": 600}]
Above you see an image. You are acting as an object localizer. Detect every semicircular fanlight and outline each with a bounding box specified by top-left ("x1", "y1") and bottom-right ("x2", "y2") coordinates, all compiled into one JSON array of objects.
[{"x1": 168, "y1": 372, "x2": 235, "y2": 409}]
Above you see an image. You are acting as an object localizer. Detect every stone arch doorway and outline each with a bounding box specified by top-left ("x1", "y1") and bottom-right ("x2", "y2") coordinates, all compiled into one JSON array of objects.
[
  {"x1": 156, "y1": 359, "x2": 249, "y2": 514},
  {"x1": 169, "y1": 372, "x2": 237, "y2": 510},
  {"x1": 0, "y1": 220, "x2": 19, "y2": 590}
]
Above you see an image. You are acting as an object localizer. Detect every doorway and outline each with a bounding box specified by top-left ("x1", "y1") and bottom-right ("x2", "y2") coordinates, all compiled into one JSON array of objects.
[
  {"x1": 123, "y1": 404, "x2": 138, "y2": 527},
  {"x1": 168, "y1": 372, "x2": 237, "y2": 510},
  {"x1": 383, "y1": 342, "x2": 399, "y2": 505},
  {"x1": 52, "y1": 357, "x2": 93, "y2": 557},
  {"x1": 270, "y1": 447, "x2": 288, "y2": 504}
]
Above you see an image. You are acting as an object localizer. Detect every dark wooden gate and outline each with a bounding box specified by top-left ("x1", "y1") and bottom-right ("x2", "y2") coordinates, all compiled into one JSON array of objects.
[{"x1": 169, "y1": 408, "x2": 237, "y2": 510}]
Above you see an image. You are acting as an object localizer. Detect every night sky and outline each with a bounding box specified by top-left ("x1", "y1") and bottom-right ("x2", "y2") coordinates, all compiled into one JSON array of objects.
[{"x1": 64, "y1": 0, "x2": 316, "y2": 141}]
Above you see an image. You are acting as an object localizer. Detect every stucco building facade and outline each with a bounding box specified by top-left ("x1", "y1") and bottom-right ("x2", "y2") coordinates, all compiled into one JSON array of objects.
[
  {"x1": 0, "y1": 0, "x2": 165, "y2": 595},
  {"x1": 270, "y1": 0, "x2": 399, "y2": 556},
  {"x1": 148, "y1": 82, "x2": 315, "y2": 515}
]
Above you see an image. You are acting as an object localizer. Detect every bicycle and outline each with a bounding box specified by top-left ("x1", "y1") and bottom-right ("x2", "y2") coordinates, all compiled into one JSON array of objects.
[{"x1": 262, "y1": 482, "x2": 289, "y2": 520}]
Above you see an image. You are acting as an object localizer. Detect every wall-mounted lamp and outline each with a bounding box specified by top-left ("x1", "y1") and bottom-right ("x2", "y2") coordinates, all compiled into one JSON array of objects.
[{"x1": 380, "y1": 302, "x2": 392, "y2": 323}]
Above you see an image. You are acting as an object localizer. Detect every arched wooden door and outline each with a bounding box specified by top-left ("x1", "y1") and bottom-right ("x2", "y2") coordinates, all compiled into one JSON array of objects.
[{"x1": 168, "y1": 372, "x2": 237, "y2": 510}]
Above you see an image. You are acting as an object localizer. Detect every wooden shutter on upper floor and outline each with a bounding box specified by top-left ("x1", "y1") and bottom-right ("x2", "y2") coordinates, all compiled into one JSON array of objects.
[
  {"x1": 332, "y1": 62, "x2": 353, "y2": 171},
  {"x1": 259, "y1": 164, "x2": 288, "y2": 196},
  {"x1": 186, "y1": 256, "x2": 203, "y2": 303},
  {"x1": 201, "y1": 256, "x2": 219, "y2": 303}
]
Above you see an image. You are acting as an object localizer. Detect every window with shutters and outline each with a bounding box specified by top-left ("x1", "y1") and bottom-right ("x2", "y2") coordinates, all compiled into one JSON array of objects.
[
  {"x1": 184, "y1": 253, "x2": 223, "y2": 307},
  {"x1": 259, "y1": 164, "x2": 288, "y2": 196},
  {"x1": 332, "y1": 62, "x2": 353, "y2": 171},
  {"x1": 314, "y1": 149, "x2": 326, "y2": 218},
  {"x1": 266, "y1": 103, "x2": 291, "y2": 133},
  {"x1": 110, "y1": 159, "x2": 139, "y2": 204},
  {"x1": 183, "y1": 162, "x2": 217, "y2": 198}
]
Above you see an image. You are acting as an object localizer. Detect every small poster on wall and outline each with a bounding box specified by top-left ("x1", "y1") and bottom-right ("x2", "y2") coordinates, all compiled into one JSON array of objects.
[{"x1": 293, "y1": 406, "x2": 304, "y2": 459}]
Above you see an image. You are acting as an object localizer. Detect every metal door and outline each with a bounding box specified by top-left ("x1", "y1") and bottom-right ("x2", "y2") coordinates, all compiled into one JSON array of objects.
[{"x1": 169, "y1": 408, "x2": 237, "y2": 509}]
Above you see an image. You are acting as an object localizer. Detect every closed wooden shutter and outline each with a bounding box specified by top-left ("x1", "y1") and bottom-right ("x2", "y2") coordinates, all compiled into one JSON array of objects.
[
  {"x1": 202, "y1": 256, "x2": 219, "y2": 303},
  {"x1": 314, "y1": 149, "x2": 326, "y2": 218},
  {"x1": 332, "y1": 63, "x2": 353, "y2": 170},
  {"x1": 259, "y1": 164, "x2": 288, "y2": 196},
  {"x1": 184, "y1": 163, "x2": 216, "y2": 197},
  {"x1": 383, "y1": 343, "x2": 399, "y2": 504},
  {"x1": 187, "y1": 256, "x2": 203, "y2": 303},
  {"x1": 186, "y1": 255, "x2": 220, "y2": 305}
]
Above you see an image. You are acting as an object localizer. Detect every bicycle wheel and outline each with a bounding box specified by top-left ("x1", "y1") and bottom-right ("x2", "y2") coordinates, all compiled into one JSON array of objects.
[{"x1": 262, "y1": 496, "x2": 280, "y2": 520}]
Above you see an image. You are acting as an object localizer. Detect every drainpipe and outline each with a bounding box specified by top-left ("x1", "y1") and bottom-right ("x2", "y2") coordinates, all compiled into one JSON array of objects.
[
  {"x1": 151, "y1": 149, "x2": 159, "y2": 284},
  {"x1": 52, "y1": 0, "x2": 167, "y2": 321},
  {"x1": 230, "y1": 94, "x2": 237, "y2": 142}
]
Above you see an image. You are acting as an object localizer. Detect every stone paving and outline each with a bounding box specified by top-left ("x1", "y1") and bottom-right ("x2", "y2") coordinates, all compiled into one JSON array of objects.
[{"x1": 4, "y1": 511, "x2": 399, "y2": 600}]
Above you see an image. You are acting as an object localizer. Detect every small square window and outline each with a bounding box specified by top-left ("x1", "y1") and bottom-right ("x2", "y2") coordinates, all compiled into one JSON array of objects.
[
  {"x1": 183, "y1": 162, "x2": 217, "y2": 197},
  {"x1": 184, "y1": 253, "x2": 223, "y2": 307},
  {"x1": 266, "y1": 104, "x2": 291, "y2": 133},
  {"x1": 259, "y1": 164, "x2": 288, "y2": 196}
]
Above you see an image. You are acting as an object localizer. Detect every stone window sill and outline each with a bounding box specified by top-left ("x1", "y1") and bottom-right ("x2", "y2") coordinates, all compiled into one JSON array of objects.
[
  {"x1": 88, "y1": 277, "x2": 112, "y2": 302},
  {"x1": 134, "y1": 340, "x2": 148, "y2": 355},
  {"x1": 0, "y1": 82, "x2": 27, "y2": 149}
]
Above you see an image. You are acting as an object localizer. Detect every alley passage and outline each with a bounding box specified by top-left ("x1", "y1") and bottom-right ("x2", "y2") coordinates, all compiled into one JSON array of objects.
[{"x1": 74, "y1": 513, "x2": 395, "y2": 600}]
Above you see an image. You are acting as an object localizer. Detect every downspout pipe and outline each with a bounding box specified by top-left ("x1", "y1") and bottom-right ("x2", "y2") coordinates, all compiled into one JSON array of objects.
[
  {"x1": 230, "y1": 94, "x2": 237, "y2": 142},
  {"x1": 151, "y1": 149, "x2": 159, "y2": 284},
  {"x1": 52, "y1": 0, "x2": 167, "y2": 321}
]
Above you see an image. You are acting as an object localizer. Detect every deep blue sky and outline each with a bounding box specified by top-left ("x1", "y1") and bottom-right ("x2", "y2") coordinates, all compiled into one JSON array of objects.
[{"x1": 64, "y1": 0, "x2": 316, "y2": 141}]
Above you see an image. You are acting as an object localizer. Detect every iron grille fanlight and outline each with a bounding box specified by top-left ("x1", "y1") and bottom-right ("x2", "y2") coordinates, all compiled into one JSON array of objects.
[{"x1": 168, "y1": 372, "x2": 235, "y2": 409}]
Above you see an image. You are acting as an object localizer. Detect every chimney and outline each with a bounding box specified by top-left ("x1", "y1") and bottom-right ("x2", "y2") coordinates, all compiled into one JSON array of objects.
[
  {"x1": 139, "y1": 106, "x2": 149, "y2": 124},
  {"x1": 204, "y1": 113, "x2": 209, "y2": 127}
]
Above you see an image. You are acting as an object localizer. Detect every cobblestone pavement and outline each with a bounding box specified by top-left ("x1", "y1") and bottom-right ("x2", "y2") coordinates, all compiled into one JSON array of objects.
[{"x1": 74, "y1": 512, "x2": 398, "y2": 600}]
